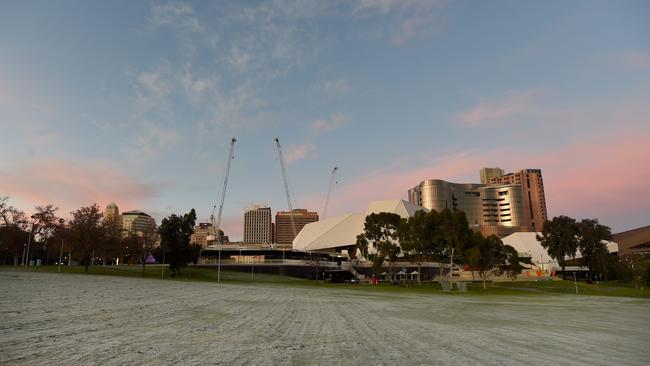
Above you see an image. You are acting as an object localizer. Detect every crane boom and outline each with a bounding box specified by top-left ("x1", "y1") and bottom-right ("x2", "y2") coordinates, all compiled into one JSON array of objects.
[
  {"x1": 322, "y1": 166, "x2": 338, "y2": 220},
  {"x1": 210, "y1": 137, "x2": 236, "y2": 244},
  {"x1": 274, "y1": 138, "x2": 297, "y2": 238}
]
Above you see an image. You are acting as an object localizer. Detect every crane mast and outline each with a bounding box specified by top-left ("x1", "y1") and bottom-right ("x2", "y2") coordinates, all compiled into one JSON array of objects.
[
  {"x1": 322, "y1": 166, "x2": 338, "y2": 220},
  {"x1": 274, "y1": 138, "x2": 297, "y2": 239},
  {"x1": 210, "y1": 137, "x2": 236, "y2": 244}
]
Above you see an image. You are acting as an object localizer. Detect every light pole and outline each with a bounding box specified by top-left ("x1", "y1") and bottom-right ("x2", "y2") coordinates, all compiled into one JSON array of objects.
[
  {"x1": 24, "y1": 216, "x2": 36, "y2": 266},
  {"x1": 58, "y1": 239, "x2": 64, "y2": 273},
  {"x1": 217, "y1": 246, "x2": 221, "y2": 283}
]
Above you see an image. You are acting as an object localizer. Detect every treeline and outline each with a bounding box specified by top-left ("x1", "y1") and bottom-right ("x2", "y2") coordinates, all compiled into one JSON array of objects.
[
  {"x1": 0, "y1": 196, "x2": 201, "y2": 276},
  {"x1": 356, "y1": 209, "x2": 526, "y2": 288},
  {"x1": 357, "y1": 209, "x2": 650, "y2": 288}
]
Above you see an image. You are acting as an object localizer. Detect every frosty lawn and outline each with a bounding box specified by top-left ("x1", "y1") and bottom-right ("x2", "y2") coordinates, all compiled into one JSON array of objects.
[{"x1": 1, "y1": 271, "x2": 648, "y2": 365}]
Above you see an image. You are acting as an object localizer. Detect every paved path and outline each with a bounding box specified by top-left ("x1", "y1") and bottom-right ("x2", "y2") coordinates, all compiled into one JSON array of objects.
[{"x1": 1, "y1": 271, "x2": 648, "y2": 365}]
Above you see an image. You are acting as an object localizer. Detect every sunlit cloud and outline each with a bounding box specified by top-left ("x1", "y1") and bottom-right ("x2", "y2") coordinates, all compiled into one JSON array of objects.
[
  {"x1": 615, "y1": 50, "x2": 650, "y2": 70},
  {"x1": 284, "y1": 143, "x2": 317, "y2": 164},
  {"x1": 0, "y1": 158, "x2": 160, "y2": 217},
  {"x1": 310, "y1": 113, "x2": 348, "y2": 133},
  {"x1": 455, "y1": 89, "x2": 544, "y2": 126}
]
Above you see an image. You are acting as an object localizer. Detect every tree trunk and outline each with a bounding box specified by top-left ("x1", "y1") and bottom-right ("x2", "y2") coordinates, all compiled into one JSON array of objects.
[
  {"x1": 84, "y1": 253, "x2": 90, "y2": 272},
  {"x1": 417, "y1": 263, "x2": 422, "y2": 286},
  {"x1": 482, "y1": 272, "x2": 487, "y2": 289}
]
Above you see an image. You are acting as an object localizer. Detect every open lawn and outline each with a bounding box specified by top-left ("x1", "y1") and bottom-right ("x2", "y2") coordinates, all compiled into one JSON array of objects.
[
  {"x1": 5, "y1": 265, "x2": 650, "y2": 298},
  {"x1": 1, "y1": 269, "x2": 649, "y2": 365}
]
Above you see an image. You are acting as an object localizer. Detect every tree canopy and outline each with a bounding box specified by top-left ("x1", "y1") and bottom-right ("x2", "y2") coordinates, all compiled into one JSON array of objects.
[{"x1": 159, "y1": 208, "x2": 196, "y2": 276}]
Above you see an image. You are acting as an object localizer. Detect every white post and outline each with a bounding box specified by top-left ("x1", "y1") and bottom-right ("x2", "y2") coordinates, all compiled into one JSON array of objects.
[
  {"x1": 217, "y1": 247, "x2": 221, "y2": 283},
  {"x1": 58, "y1": 240, "x2": 64, "y2": 273},
  {"x1": 25, "y1": 223, "x2": 34, "y2": 266}
]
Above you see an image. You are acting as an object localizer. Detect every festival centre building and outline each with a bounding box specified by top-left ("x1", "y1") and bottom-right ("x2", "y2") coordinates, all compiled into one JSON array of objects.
[{"x1": 292, "y1": 200, "x2": 427, "y2": 257}]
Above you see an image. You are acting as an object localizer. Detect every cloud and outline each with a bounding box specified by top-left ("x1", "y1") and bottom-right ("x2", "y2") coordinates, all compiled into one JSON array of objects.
[
  {"x1": 301, "y1": 95, "x2": 650, "y2": 232},
  {"x1": 353, "y1": 0, "x2": 448, "y2": 45},
  {"x1": 455, "y1": 89, "x2": 544, "y2": 126},
  {"x1": 284, "y1": 143, "x2": 317, "y2": 164},
  {"x1": 310, "y1": 113, "x2": 348, "y2": 133},
  {"x1": 311, "y1": 78, "x2": 350, "y2": 96},
  {"x1": 137, "y1": 69, "x2": 171, "y2": 97},
  {"x1": 0, "y1": 158, "x2": 160, "y2": 217},
  {"x1": 615, "y1": 50, "x2": 650, "y2": 70},
  {"x1": 126, "y1": 121, "x2": 180, "y2": 164},
  {"x1": 149, "y1": 2, "x2": 204, "y2": 34}
]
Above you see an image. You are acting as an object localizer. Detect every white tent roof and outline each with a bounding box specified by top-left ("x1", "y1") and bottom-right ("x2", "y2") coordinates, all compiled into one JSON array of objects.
[
  {"x1": 292, "y1": 213, "x2": 365, "y2": 251},
  {"x1": 293, "y1": 199, "x2": 427, "y2": 252},
  {"x1": 502, "y1": 232, "x2": 619, "y2": 268},
  {"x1": 365, "y1": 200, "x2": 427, "y2": 218},
  {"x1": 502, "y1": 232, "x2": 555, "y2": 265}
]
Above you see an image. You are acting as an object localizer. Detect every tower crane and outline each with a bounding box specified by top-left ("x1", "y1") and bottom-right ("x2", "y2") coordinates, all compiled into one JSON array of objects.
[
  {"x1": 274, "y1": 138, "x2": 297, "y2": 239},
  {"x1": 210, "y1": 137, "x2": 236, "y2": 244},
  {"x1": 322, "y1": 166, "x2": 338, "y2": 220}
]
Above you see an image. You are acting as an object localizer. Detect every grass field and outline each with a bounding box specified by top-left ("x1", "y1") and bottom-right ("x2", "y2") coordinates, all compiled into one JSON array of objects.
[
  {"x1": 1, "y1": 269, "x2": 649, "y2": 365},
  {"x1": 4, "y1": 265, "x2": 649, "y2": 298}
]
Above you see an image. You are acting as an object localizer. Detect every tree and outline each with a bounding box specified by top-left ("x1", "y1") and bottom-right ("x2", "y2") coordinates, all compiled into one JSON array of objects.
[
  {"x1": 31, "y1": 204, "x2": 61, "y2": 263},
  {"x1": 502, "y1": 244, "x2": 529, "y2": 280},
  {"x1": 0, "y1": 196, "x2": 28, "y2": 264},
  {"x1": 577, "y1": 219, "x2": 612, "y2": 283},
  {"x1": 537, "y1": 216, "x2": 579, "y2": 279},
  {"x1": 159, "y1": 208, "x2": 196, "y2": 277},
  {"x1": 436, "y1": 208, "x2": 473, "y2": 281},
  {"x1": 101, "y1": 214, "x2": 124, "y2": 265},
  {"x1": 474, "y1": 233, "x2": 508, "y2": 289},
  {"x1": 398, "y1": 210, "x2": 436, "y2": 285},
  {"x1": 135, "y1": 226, "x2": 159, "y2": 276},
  {"x1": 68, "y1": 204, "x2": 105, "y2": 271},
  {"x1": 361, "y1": 212, "x2": 401, "y2": 282}
]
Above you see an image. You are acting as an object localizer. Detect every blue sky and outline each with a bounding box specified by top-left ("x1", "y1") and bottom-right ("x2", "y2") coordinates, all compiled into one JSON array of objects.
[{"x1": 1, "y1": 0, "x2": 649, "y2": 239}]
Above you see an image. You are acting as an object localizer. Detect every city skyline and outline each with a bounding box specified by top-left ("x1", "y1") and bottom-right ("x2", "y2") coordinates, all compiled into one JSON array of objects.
[{"x1": 1, "y1": 1, "x2": 649, "y2": 240}]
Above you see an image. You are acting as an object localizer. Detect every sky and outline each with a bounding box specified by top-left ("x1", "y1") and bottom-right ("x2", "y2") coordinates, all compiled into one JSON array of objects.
[{"x1": 1, "y1": 0, "x2": 649, "y2": 239}]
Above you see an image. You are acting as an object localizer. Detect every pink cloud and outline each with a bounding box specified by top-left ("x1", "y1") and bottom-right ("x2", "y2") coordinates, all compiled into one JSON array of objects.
[
  {"x1": 0, "y1": 158, "x2": 159, "y2": 218},
  {"x1": 456, "y1": 89, "x2": 543, "y2": 126},
  {"x1": 310, "y1": 130, "x2": 650, "y2": 231},
  {"x1": 284, "y1": 143, "x2": 316, "y2": 164},
  {"x1": 310, "y1": 113, "x2": 348, "y2": 133},
  {"x1": 616, "y1": 50, "x2": 650, "y2": 70}
]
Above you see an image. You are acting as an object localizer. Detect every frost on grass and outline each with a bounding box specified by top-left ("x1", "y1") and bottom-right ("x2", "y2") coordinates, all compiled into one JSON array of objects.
[{"x1": 1, "y1": 271, "x2": 649, "y2": 365}]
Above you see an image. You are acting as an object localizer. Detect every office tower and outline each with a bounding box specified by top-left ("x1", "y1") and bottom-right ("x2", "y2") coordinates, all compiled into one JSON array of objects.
[
  {"x1": 275, "y1": 209, "x2": 319, "y2": 245},
  {"x1": 488, "y1": 169, "x2": 547, "y2": 231},
  {"x1": 121, "y1": 210, "x2": 156, "y2": 237},
  {"x1": 408, "y1": 179, "x2": 486, "y2": 227},
  {"x1": 479, "y1": 167, "x2": 505, "y2": 184},
  {"x1": 244, "y1": 206, "x2": 272, "y2": 244}
]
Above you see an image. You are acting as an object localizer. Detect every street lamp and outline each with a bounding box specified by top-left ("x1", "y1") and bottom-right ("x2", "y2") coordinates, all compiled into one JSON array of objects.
[{"x1": 24, "y1": 215, "x2": 37, "y2": 266}]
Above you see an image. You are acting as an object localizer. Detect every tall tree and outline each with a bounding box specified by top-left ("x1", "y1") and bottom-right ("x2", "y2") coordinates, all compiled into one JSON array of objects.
[
  {"x1": 537, "y1": 216, "x2": 579, "y2": 279},
  {"x1": 68, "y1": 204, "x2": 105, "y2": 271},
  {"x1": 577, "y1": 219, "x2": 612, "y2": 282},
  {"x1": 398, "y1": 210, "x2": 436, "y2": 285},
  {"x1": 159, "y1": 208, "x2": 196, "y2": 277},
  {"x1": 31, "y1": 204, "x2": 61, "y2": 263},
  {"x1": 474, "y1": 233, "x2": 507, "y2": 289},
  {"x1": 0, "y1": 196, "x2": 28, "y2": 264},
  {"x1": 436, "y1": 209, "x2": 473, "y2": 280},
  {"x1": 361, "y1": 212, "x2": 401, "y2": 281}
]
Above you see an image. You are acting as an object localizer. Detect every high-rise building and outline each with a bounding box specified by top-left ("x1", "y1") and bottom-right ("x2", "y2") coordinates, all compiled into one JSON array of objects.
[
  {"x1": 479, "y1": 167, "x2": 505, "y2": 184},
  {"x1": 274, "y1": 209, "x2": 319, "y2": 245},
  {"x1": 190, "y1": 223, "x2": 216, "y2": 247},
  {"x1": 487, "y1": 168, "x2": 547, "y2": 231},
  {"x1": 477, "y1": 185, "x2": 530, "y2": 237},
  {"x1": 244, "y1": 206, "x2": 272, "y2": 244},
  {"x1": 121, "y1": 210, "x2": 156, "y2": 237},
  {"x1": 408, "y1": 179, "x2": 486, "y2": 226},
  {"x1": 408, "y1": 179, "x2": 530, "y2": 237},
  {"x1": 104, "y1": 202, "x2": 120, "y2": 223}
]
